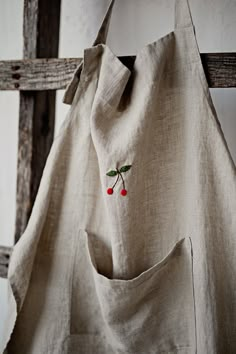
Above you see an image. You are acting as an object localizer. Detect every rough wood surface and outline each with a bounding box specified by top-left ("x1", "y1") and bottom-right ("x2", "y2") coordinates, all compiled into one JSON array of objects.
[
  {"x1": 201, "y1": 53, "x2": 236, "y2": 88},
  {"x1": 0, "y1": 246, "x2": 12, "y2": 279},
  {"x1": 0, "y1": 58, "x2": 81, "y2": 90},
  {"x1": 1, "y1": 53, "x2": 236, "y2": 90},
  {"x1": 15, "y1": 0, "x2": 61, "y2": 243}
]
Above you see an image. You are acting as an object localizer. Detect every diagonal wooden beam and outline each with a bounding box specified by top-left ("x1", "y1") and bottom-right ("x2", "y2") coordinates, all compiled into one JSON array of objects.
[{"x1": 14, "y1": 0, "x2": 61, "y2": 244}]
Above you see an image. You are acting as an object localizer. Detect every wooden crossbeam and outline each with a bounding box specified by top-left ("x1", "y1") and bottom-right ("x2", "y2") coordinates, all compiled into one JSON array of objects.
[
  {"x1": 0, "y1": 53, "x2": 236, "y2": 90},
  {"x1": 0, "y1": 246, "x2": 12, "y2": 278},
  {"x1": 0, "y1": 58, "x2": 80, "y2": 91}
]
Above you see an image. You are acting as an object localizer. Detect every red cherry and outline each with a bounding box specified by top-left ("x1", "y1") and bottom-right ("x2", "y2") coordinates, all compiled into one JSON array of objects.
[
  {"x1": 120, "y1": 189, "x2": 127, "y2": 196},
  {"x1": 107, "y1": 188, "x2": 113, "y2": 195}
]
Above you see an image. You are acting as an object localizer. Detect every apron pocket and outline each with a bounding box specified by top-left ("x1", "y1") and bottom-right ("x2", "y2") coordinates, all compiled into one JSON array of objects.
[{"x1": 70, "y1": 230, "x2": 197, "y2": 353}]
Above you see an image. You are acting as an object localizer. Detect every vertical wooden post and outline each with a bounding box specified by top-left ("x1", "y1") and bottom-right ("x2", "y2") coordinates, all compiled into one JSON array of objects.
[{"x1": 15, "y1": 0, "x2": 61, "y2": 243}]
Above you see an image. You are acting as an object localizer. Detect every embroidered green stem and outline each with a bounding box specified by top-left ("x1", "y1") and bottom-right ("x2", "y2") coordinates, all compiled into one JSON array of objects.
[
  {"x1": 117, "y1": 168, "x2": 125, "y2": 189},
  {"x1": 112, "y1": 173, "x2": 120, "y2": 189}
]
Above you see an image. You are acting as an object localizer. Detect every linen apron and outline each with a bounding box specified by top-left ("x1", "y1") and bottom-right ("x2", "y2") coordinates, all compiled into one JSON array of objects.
[{"x1": 2, "y1": 0, "x2": 236, "y2": 353}]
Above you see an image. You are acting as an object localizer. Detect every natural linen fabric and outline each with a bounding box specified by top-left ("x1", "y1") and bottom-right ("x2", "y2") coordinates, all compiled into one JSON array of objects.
[{"x1": 2, "y1": 0, "x2": 236, "y2": 353}]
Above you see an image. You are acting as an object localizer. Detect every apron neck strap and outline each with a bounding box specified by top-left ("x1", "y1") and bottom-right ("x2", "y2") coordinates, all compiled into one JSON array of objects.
[
  {"x1": 93, "y1": 0, "x2": 116, "y2": 46},
  {"x1": 93, "y1": 0, "x2": 193, "y2": 44},
  {"x1": 175, "y1": 0, "x2": 194, "y2": 29}
]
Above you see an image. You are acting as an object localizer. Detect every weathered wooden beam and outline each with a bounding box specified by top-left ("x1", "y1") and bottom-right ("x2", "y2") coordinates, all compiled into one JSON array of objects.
[
  {"x1": 0, "y1": 58, "x2": 81, "y2": 90},
  {"x1": 1, "y1": 53, "x2": 236, "y2": 90},
  {"x1": 15, "y1": 0, "x2": 61, "y2": 243},
  {"x1": 201, "y1": 53, "x2": 236, "y2": 88},
  {"x1": 0, "y1": 246, "x2": 12, "y2": 279}
]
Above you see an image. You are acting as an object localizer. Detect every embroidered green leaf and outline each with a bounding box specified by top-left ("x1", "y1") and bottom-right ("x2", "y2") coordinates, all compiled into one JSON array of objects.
[
  {"x1": 106, "y1": 170, "x2": 118, "y2": 177},
  {"x1": 119, "y1": 165, "x2": 132, "y2": 173}
]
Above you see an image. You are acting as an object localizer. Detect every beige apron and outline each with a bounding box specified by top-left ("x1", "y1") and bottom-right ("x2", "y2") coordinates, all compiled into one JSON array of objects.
[{"x1": 2, "y1": 0, "x2": 236, "y2": 353}]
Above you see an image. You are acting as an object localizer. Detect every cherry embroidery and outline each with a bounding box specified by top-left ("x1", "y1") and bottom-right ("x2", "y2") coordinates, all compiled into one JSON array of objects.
[
  {"x1": 106, "y1": 165, "x2": 132, "y2": 196},
  {"x1": 107, "y1": 188, "x2": 113, "y2": 195},
  {"x1": 120, "y1": 189, "x2": 127, "y2": 196}
]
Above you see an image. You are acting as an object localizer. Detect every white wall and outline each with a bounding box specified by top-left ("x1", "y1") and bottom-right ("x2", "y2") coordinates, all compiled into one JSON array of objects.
[
  {"x1": 0, "y1": 0, "x2": 23, "y2": 341},
  {"x1": 1, "y1": 0, "x2": 236, "y2": 345}
]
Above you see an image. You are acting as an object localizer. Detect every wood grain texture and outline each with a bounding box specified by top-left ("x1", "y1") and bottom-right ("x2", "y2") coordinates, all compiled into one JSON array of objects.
[
  {"x1": 0, "y1": 58, "x2": 81, "y2": 90},
  {"x1": 1, "y1": 53, "x2": 236, "y2": 90},
  {"x1": 201, "y1": 53, "x2": 236, "y2": 88},
  {"x1": 0, "y1": 246, "x2": 12, "y2": 279},
  {"x1": 15, "y1": 0, "x2": 61, "y2": 243}
]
